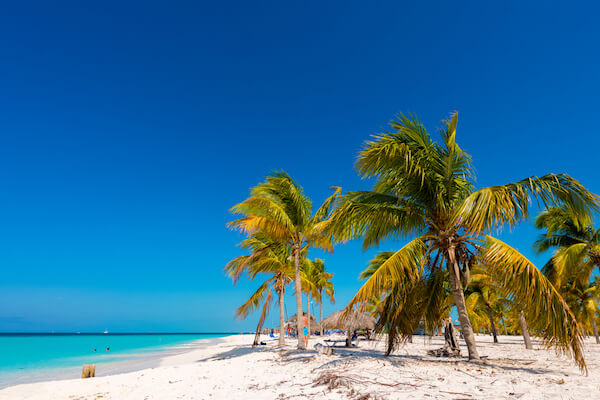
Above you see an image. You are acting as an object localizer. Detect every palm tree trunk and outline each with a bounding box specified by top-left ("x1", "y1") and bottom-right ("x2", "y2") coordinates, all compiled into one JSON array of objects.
[
  {"x1": 293, "y1": 243, "x2": 305, "y2": 349},
  {"x1": 278, "y1": 286, "x2": 285, "y2": 346},
  {"x1": 346, "y1": 329, "x2": 352, "y2": 347},
  {"x1": 253, "y1": 291, "x2": 272, "y2": 346},
  {"x1": 320, "y1": 289, "x2": 324, "y2": 336},
  {"x1": 448, "y1": 246, "x2": 480, "y2": 360},
  {"x1": 592, "y1": 319, "x2": 599, "y2": 344},
  {"x1": 519, "y1": 311, "x2": 533, "y2": 349},
  {"x1": 306, "y1": 293, "x2": 311, "y2": 341},
  {"x1": 487, "y1": 305, "x2": 498, "y2": 344}
]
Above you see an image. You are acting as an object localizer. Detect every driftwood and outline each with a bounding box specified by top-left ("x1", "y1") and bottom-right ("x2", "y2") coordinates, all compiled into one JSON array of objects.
[
  {"x1": 81, "y1": 364, "x2": 96, "y2": 378},
  {"x1": 427, "y1": 319, "x2": 460, "y2": 357}
]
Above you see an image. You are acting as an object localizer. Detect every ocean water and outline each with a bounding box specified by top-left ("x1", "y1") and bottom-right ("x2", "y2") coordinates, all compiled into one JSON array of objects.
[{"x1": 0, "y1": 333, "x2": 229, "y2": 388}]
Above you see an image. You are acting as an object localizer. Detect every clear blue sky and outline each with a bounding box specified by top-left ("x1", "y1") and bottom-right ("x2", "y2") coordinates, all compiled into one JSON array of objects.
[{"x1": 1, "y1": 1, "x2": 599, "y2": 332}]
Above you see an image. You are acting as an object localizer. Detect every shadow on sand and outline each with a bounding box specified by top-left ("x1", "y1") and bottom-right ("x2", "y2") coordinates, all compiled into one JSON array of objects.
[{"x1": 196, "y1": 338, "x2": 555, "y2": 375}]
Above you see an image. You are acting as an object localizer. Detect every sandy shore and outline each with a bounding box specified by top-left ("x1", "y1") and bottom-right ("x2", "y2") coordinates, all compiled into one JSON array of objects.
[{"x1": 1, "y1": 333, "x2": 598, "y2": 399}]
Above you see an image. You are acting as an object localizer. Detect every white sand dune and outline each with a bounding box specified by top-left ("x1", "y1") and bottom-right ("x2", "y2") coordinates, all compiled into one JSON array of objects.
[{"x1": 1, "y1": 333, "x2": 599, "y2": 399}]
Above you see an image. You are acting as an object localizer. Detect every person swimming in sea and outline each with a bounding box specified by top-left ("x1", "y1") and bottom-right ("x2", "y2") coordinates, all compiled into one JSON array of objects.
[
  {"x1": 93, "y1": 349, "x2": 97, "y2": 352},
  {"x1": 106, "y1": 347, "x2": 110, "y2": 352}
]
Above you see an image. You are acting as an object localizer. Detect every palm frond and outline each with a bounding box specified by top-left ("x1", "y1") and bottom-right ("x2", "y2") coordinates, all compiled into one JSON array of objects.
[
  {"x1": 346, "y1": 237, "x2": 427, "y2": 311},
  {"x1": 311, "y1": 186, "x2": 342, "y2": 224},
  {"x1": 328, "y1": 191, "x2": 426, "y2": 249},
  {"x1": 458, "y1": 174, "x2": 600, "y2": 233},
  {"x1": 482, "y1": 236, "x2": 586, "y2": 372},
  {"x1": 235, "y1": 278, "x2": 275, "y2": 319}
]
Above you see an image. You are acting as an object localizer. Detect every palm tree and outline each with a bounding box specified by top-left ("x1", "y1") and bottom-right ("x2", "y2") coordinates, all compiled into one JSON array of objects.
[
  {"x1": 465, "y1": 266, "x2": 505, "y2": 343},
  {"x1": 225, "y1": 235, "x2": 293, "y2": 346},
  {"x1": 228, "y1": 171, "x2": 341, "y2": 349},
  {"x1": 535, "y1": 206, "x2": 600, "y2": 343},
  {"x1": 564, "y1": 280, "x2": 599, "y2": 344},
  {"x1": 328, "y1": 112, "x2": 598, "y2": 369},
  {"x1": 308, "y1": 259, "x2": 335, "y2": 335},
  {"x1": 300, "y1": 258, "x2": 317, "y2": 340},
  {"x1": 534, "y1": 205, "x2": 599, "y2": 287}
]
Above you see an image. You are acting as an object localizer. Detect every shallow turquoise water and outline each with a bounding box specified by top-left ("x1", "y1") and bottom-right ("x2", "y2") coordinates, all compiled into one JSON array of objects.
[{"x1": 0, "y1": 333, "x2": 226, "y2": 376}]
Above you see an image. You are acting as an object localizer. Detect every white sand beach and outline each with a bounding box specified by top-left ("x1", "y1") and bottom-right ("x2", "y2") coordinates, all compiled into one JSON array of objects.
[{"x1": 1, "y1": 333, "x2": 599, "y2": 399}]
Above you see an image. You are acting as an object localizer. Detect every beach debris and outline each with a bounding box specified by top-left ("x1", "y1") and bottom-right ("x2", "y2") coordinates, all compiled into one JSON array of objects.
[
  {"x1": 315, "y1": 343, "x2": 334, "y2": 355},
  {"x1": 438, "y1": 390, "x2": 472, "y2": 397},
  {"x1": 427, "y1": 319, "x2": 460, "y2": 357},
  {"x1": 312, "y1": 369, "x2": 418, "y2": 399},
  {"x1": 313, "y1": 371, "x2": 354, "y2": 390},
  {"x1": 81, "y1": 364, "x2": 95, "y2": 378}
]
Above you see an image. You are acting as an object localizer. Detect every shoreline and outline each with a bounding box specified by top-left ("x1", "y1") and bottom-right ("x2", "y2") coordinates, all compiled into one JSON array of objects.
[
  {"x1": 1, "y1": 334, "x2": 598, "y2": 399},
  {"x1": 0, "y1": 334, "x2": 232, "y2": 390}
]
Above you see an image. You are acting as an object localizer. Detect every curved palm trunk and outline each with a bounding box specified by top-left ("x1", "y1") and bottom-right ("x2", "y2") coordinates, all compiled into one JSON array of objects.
[
  {"x1": 448, "y1": 246, "x2": 480, "y2": 360},
  {"x1": 320, "y1": 289, "x2": 324, "y2": 336},
  {"x1": 278, "y1": 286, "x2": 285, "y2": 346},
  {"x1": 487, "y1": 305, "x2": 498, "y2": 344},
  {"x1": 306, "y1": 294, "x2": 311, "y2": 341},
  {"x1": 253, "y1": 291, "x2": 272, "y2": 347},
  {"x1": 519, "y1": 311, "x2": 533, "y2": 349},
  {"x1": 293, "y1": 244, "x2": 305, "y2": 349}
]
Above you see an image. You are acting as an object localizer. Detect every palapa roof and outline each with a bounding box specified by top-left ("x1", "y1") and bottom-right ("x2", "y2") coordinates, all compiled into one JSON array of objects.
[
  {"x1": 321, "y1": 310, "x2": 376, "y2": 330},
  {"x1": 286, "y1": 312, "x2": 318, "y2": 325}
]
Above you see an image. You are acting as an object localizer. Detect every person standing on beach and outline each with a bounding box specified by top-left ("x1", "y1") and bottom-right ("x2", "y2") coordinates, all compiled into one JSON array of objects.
[
  {"x1": 303, "y1": 326, "x2": 308, "y2": 347},
  {"x1": 303, "y1": 315, "x2": 309, "y2": 347}
]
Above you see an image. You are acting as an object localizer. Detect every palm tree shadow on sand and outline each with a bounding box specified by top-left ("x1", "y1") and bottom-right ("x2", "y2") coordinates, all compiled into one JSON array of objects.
[{"x1": 194, "y1": 340, "x2": 555, "y2": 375}]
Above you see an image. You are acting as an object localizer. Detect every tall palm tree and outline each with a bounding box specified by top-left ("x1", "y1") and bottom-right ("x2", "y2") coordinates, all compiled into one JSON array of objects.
[
  {"x1": 228, "y1": 171, "x2": 341, "y2": 349},
  {"x1": 328, "y1": 112, "x2": 598, "y2": 369},
  {"x1": 535, "y1": 205, "x2": 600, "y2": 343},
  {"x1": 309, "y1": 259, "x2": 335, "y2": 335},
  {"x1": 225, "y1": 235, "x2": 293, "y2": 346}
]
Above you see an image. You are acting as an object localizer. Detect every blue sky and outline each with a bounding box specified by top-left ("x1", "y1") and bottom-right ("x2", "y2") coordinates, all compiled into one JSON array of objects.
[{"x1": 0, "y1": 1, "x2": 599, "y2": 332}]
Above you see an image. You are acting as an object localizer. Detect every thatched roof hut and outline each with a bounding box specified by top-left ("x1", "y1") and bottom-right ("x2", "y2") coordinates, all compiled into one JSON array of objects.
[
  {"x1": 321, "y1": 310, "x2": 376, "y2": 330},
  {"x1": 321, "y1": 310, "x2": 376, "y2": 346}
]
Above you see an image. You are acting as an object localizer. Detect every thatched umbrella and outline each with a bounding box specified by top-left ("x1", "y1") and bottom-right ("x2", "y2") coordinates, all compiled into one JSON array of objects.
[{"x1": 321, "y1": 310, "x2": 376, "y2": 346}]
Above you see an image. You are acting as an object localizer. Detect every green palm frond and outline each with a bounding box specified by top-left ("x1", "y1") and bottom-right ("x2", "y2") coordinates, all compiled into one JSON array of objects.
[
  {"x1": 357, "y1": 115, "x2": 431, "y2": 182},
  {"x1": 235, "y1": 278, "x2": 275, "y2": 319},
  {"x1": 251, "y1": 170, "x2": 311, "y2": 229},
  {"x1": 534, "y1": 205, "x2": 592, "y2": 236},
  {"x1": 328, "y1": 191, "x2": 426, "y2": 249},
  {"x1": 346, "y1": 237, "x2": 427, "y2": 311},
  {"x1": 311, "y1": 186, "x2": 342, "y2": 224},
  {"x1": 458, "y1": 174, "x2": 600, "y2": 233},
  {"x1": 359, "y1": 251, "x2": 396, "y2": 280}
]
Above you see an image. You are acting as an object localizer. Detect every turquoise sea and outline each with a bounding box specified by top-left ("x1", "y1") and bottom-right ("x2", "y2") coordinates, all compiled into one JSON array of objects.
[{"x1": 0, "y1": 333, "x2": 229, "y2": 388}]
